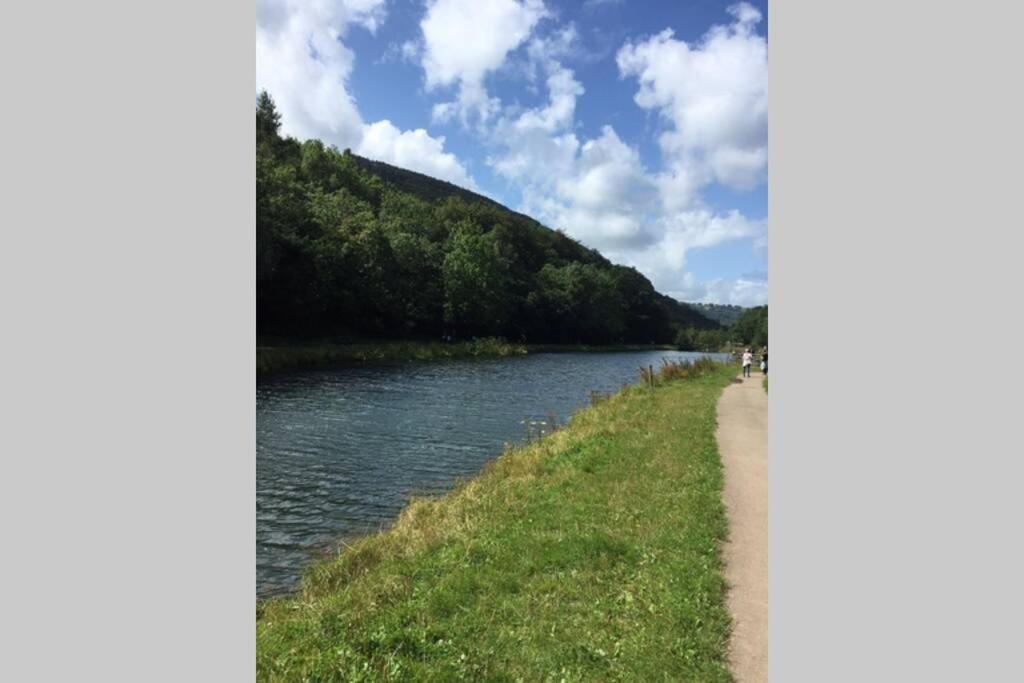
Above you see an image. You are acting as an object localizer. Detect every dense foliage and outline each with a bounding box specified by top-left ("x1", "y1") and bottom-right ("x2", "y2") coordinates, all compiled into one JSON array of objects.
[
  {"x1": 674, "y1": 326, "x2": 730, "y2": 352},
  {"x1": 687, "y1": 302, "x2": 747, "y2": 328},
  {"x1": 674, "y1": 305, "x2": 768, "y2": 352},
  {"x1": 256, "y1": 92, "x2": 721, "y2": 344},
  {"x1": 730, "y1": 305, "x2": 768, "y2": 348}
]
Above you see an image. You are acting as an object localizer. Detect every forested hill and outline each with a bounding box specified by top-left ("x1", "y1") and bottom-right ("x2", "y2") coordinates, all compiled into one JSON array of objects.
[
  {"x1": 348, "y1": 154, "x2": 725, "y2": 333},
  {"x1": 349, "y1": 155, "x2": 511, "y2": 214},
  {"x1": 687, "y1": 303, "x2": 747, "y2": 328},
  {"x1": 256, "y1": 91, "x2": 720, "y2": 344}
]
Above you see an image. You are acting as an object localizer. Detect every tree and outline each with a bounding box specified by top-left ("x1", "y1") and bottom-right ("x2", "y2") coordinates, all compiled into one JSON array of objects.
[
  {"x1": 675, "y1": 328, "x2": 696, "y2": 351},
  {"x1": 613, "y1": 266, "x2": 672, "y2": 343},
  {"x1": 534, "y1": 263, "x2": 626, "y2": 344},
  {"x1": 256, "y1": 90, "x2": 282, "y2": 144},
  {"x1": 442, "y1": 221, "x2": 511, "y2": 337},
  {"x1": 731, "y1": 306, "x2": 768, "y2": 347}
]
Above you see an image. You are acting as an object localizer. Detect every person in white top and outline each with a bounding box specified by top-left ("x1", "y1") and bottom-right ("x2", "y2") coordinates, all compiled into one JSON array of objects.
[{"x1": 742, "y1": 348, "x2": 753, "y2": 378}]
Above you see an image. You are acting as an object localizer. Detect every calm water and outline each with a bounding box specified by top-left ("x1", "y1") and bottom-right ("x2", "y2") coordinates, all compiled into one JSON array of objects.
[{"x1": 256, "y1": 350, "x2": 731, "y2": 597}]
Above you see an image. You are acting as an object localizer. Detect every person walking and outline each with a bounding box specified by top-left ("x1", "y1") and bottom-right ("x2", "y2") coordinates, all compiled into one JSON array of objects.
[
  {"x1": 742, "y1": 348, "x2": 753, "y2": 378},
  {"x1": 761, "y1": 347, "x2": 768, "y2": 375}
]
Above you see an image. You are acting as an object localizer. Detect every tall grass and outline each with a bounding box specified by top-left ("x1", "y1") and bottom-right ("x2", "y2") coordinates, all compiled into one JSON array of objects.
[
  {"x1": 257, "y1": 361, "x2": 738, "y2": 681},
  {"x1": 640, "y1": 356, "x2": 721, "y2": 387}
]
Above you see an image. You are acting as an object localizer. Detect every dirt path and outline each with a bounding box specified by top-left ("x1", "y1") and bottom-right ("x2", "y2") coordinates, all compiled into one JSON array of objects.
[{"x1": 716, "y1": 371, "x2": 768, "y2": 682}]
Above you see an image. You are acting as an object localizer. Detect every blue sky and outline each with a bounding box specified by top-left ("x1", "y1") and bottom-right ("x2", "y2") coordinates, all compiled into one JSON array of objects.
[{"x1": 257, "y1": 0, "x2": 768, "y2": 305}]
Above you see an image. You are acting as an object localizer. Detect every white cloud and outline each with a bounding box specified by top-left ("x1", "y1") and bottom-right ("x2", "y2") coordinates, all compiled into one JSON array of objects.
[
  {"x1": 488, "y1": 64, "x2": 658, "y2": 250},
  {"x1": 420, "y1": 0, "x2": 549, "y2": 125},
  {"x1": 379, "y1": 39, "x2": 421, "y2": 64},
  {"x1": 358, "y1": 121, "x2": 477, "y2": 189},
  {"x1": 666, "y1": 273, "x2": 768, "y2": 307},
  {"x1": 616, "y1": 2, "x2": 767, "y2": 189},
  {"x1": 518, "y1": 24, "x2": 582, "y2": 83},
  {"x1": 256, "y1": 0, "x2": 375, "y2": 147},
  {"x1": 609, "y1": 210, "x2": 766, "y2": 297},
  {"x1": 550, "y1": 126, "x2": 661, "y2": 248},
  {"x1": 400, "y1": 40, "x2": 420, "y2": 61},
  {"x1": 256, "y1": 0, "x2": 476, "y2": 188},
  {"x1": 481, "y1": 10, "x2": 768, "y2": 305}
]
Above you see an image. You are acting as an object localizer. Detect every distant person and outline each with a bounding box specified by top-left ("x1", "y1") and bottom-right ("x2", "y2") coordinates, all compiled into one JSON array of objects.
[
  {"x1": 761, "y1": 348, "x2": 768, "y2": 375},
  {"x1": 742, "y1": 348, "x2": 753, "y2": 378}
]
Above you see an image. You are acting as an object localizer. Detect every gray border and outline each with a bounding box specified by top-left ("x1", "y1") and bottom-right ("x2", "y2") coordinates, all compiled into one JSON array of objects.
[
  {"x1": 3, "y1": 0, "x2": 1023, "y2": 679},
  {"x1": 1, "y1": 0, "x2": 254, "y2": 679},
  {"x1": 771, "y1": 0, "x2": 1023, "y2": 679}
]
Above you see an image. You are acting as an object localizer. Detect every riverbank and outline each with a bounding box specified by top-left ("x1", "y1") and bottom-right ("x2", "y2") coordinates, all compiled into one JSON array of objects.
[
  {"x1": 257, "y1": 338, "x2": 527, "y2": 375},
  {"x1": 526, "y1": 342, "x2": 676, "y2": 353},
  {"x1": 257, "y1": 359, "x2": 739, "y2": 681},
  {"x1": 257, "y1": 339, "x2": 683, "y2": 375}
]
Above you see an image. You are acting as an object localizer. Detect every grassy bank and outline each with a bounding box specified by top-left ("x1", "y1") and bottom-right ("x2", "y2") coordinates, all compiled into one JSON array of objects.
[
  {"x1": 257, "y1": 338, "x2": 527, "y2": 375},
  {"x1": 257, "y1": 360, "x2": 739, "y2": 681}
]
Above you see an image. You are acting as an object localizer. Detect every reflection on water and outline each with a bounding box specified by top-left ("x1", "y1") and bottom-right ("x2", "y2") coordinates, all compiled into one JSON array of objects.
[{"x1": 256, "y1": 350, "x2": 730, "y2": 597}]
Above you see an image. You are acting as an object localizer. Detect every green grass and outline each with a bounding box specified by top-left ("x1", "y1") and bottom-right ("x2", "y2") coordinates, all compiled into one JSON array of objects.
[
  {"x1": 763, "y1": 377, "x2": 768, "y2": 393},
  {"x1": 257, "y1": 338, "x2": 527, "y2": 375},
  {"x1": 257, "y1": 361, "x2": 739, "y2": 681}
]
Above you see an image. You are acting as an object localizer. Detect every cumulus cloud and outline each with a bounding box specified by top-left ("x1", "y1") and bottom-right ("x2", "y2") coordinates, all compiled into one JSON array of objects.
[
  {"x1": 256, "y1": 0, "x2": 475, "y2": 187},
  {"x1": 616, "y1": 2, "x2": 767, "y2": 189},
  {"x1": 606, "y1": 210, "x2": 766, "y2": 300},
  {"x1": 488, "y1": 66, "x2": 657, "y2": 250},
  {"x1": 358, "y1": 121, "x2": 477, "y2": 189},
  {"x1": 476, "y1": 5, "x2": 769, "y2": 304},
  {"x1": 476, "y1": 8, "x2": 768, "y2": 304},
  {"x1": 666, "y1": 272, "x2": 768, "y2": 307},
  {"x1": 256, "y1": 0, "x2": 375, "y2": 147},
  {"x1": 420, "y1": 0, "x2": 549, "y2": 125}
]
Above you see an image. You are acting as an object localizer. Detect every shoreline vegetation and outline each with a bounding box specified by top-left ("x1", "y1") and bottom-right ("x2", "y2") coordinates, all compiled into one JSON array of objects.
[
  {"x1": 257, "y1": 338, "x2": 526, "y2": 375},
  {"x1": 257, "y1": 359, "x2": 738, "y2": 681},
  {"x1": 257, "y1": 339, "x2": 688, "y2": 376}
]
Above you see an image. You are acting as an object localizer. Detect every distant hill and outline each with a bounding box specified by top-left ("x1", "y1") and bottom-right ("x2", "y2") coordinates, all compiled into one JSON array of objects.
[
  {"x1": 686, "y1": 303, "x2": 747, "y2": 328},
  {"x1": 653, "y1": 294, "x2": 726, "y2": 331}
]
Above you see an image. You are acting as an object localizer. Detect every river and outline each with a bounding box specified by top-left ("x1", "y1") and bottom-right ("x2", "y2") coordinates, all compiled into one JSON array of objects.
[{"x1": 256, "y1": 350, "x2": 731, "y2": 597}]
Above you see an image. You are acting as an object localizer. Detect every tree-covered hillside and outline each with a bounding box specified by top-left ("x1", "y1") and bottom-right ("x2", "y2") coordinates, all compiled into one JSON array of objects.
[
  {"x1": 256, "y1": 92, "x2": 722, "y2": 344},
  {"x1": 731, "y1": 306, "x2": 768, "y2": 348},
  {"x1": 687, "y1": 303, "x2": 747, "y2": 328}
]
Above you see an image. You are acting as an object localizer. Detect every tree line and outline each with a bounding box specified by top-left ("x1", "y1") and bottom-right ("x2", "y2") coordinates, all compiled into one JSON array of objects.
[
  {"x1": 256, "y1": 92, "x2": 768, "y2": 349},
  {"x1": 256, "y1": 92, "x2": 732, "y2": 345},
  {"x1": 678, "y1": 305, "x2": 768, "y2": 350}
]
